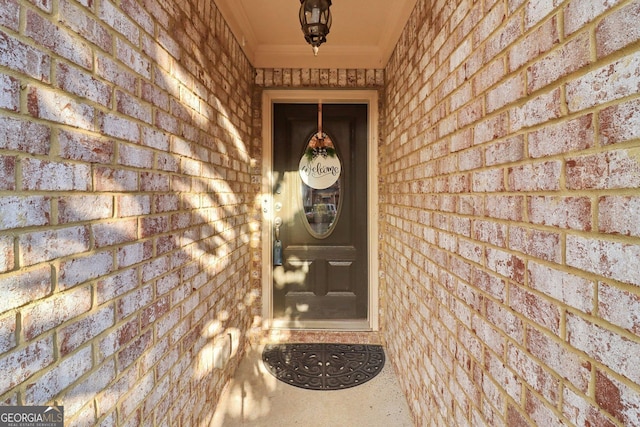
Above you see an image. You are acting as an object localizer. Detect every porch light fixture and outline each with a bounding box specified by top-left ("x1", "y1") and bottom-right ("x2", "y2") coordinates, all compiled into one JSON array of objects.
[{"x1": 299, "y1": 0, "x2": 332, "y2": 56}]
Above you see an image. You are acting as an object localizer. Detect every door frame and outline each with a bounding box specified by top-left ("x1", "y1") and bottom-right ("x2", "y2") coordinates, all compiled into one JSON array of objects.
[{"x1": 261, "y1": 89, "x2": 379, "y2": 331}]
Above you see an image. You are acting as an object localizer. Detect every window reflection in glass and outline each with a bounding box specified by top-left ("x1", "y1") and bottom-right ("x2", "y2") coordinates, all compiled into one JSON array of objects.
[{"x1": 301, "y1": 179, "x2": 340, "y2": 237}]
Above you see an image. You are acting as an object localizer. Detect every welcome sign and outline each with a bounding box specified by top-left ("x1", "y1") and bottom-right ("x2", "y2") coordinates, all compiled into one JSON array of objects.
[{"x1": 299, "y1": 133, "x2": 341, "y2": 190}]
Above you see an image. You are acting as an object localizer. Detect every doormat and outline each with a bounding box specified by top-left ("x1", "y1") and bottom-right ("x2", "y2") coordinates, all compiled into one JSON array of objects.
[{"x1": 261, "y1": 343, "x2": 385, "y2": 390}]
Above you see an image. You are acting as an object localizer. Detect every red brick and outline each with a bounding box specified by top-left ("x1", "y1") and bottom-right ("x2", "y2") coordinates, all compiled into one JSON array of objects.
[
  {"x1": 567, "y1": 235, "x2": 640, "y2": 285},
  {"x1": 22, "y1": 158, "x2": 91, "y2": 191},
  {"x1": 141, "y1": 126, "x2": 170, "y2": 150},
  {"x1": 485, "y1": 12, "x2": 522, "y2": 62},
  {"x1": 59, "y1": 129, "x2": 114, "y2": 163},
  {"x1": 457, "y1": 98, "x2": 483, "y2": 128},
  {"x1": 141, "y1": 255, "x2": 171, "y2": 284},
  {"x1": 94, "y1": 166, "x2": 139, "y2": 192},
  {"x1": 117, "y1": 285, "x2": 152, "y2": 320},
  {"x1": 141, "y1": 172, "x2": 170, "y2": 192},
  {"x1": 0, "y1": 73, "x2": 19, "y2": 111},
  {"x1": 59, "y1": 305, "x2": 114, "y2": 356},
  {"x1": 115, "y1": 38, "x2": 151, "y2": 78},
  {"x1": 141, "y1": 296, "x2": 170, "y2": 329},
  {"x1": 486, "y1": 247, "x2": 525, "y2": 283},
  {"x1": 599, "y1": 98, "x2": 640, "y2": 146},
  {"x1": 117, "y1": 241, "x2": 153, "y2": 267},
  {"x1": 0, "y1": 265, "x2": 50, "y2": 312},
  {"x1": 0, "y1": 312, "x2": 16, "y2": 353},
  {"x1": 23, "y1": 286, "x2": 92, "y2": 340},
  {"x1": 59, "y1": 251, "x2": 113, "y2": 289},
  {"x1": 96, "y1": 53, "x2": 138, "y2": 93},
  {"x1": 472, "y1": 168, "x2": 505, "y2": 192},
  {"x1": 99, "y1": 0, "x2": 139, "y2": 41},
  {"x1": 563, "y1": 386, "x2": 617, "y2": 427},
  {"x1": 509, "y1": 16, "x2": 559, "y2": 72},
  {"x1": 24, "y1": 346, "x2": 92, "y2": 405},
  {"x1": 486, "y1": 73, "x2": 525, "y2": 113},
  {"x1": 118, "y1": 144, "x2": 153, "y2": 169},
  {"x1": 59, "y1": 0, "x2": 113, "y2": 52},
  {"x1": 485, "y1": 135, "x2": 524, "y2": 166},
  {"x1": 0, "y1": 336, "x2": 54, "y2": 395},
  {"x1": 597, "y1": 0, "x2": 640, "y2": 58},
  {"x1": 511, "y1": 284, "x2": 560, "y2": 334},
  {"x1": 64, "y1": 360, "x2": 115, "y2": 419},
  {"x1": 97, "y1": 268, "x2": 138, "y2": 305},
  {"x1": 117, "y1": 195, "x2": 151, "y2": 217},
  {"x1": 473, "y1": 57, "x2": 506, "y2": 98},
  {"x1": 473, "y1": 3, "x2": 506, "y2": 48},
  {"x1": 93, "y1": 218, "x2": 138, "y2": 248},
  {"x1": 59, "y1": 194, "x2": 113, "y2": 223},
  {"x1": 0, "y1": 30, "x2": 50, "y2": 81},
  {"x1": 527, "y1": 30, "x2": 591, "y2": 93},
  {"x1": 0, "y1": 0, "x2": 19, "y2": 31},
  {"x1": 19, "y1": 226, "x2": 90, "y2": 266},
  {"x1": 599, "y1": 195, "x2": 640, "y2": 237},
  {"x1": 473, "y1": 113, "x2": 508, "y2": 145},
  {"x1": 565, "y1": 0, "x2": 623, "y2": 36},
  {"x1": 98, "y1": 111, "x2": 140, "y2": 142},
  {"x1": 527, "y1": 327, "x2": 591, "y2": 392},
  {"x1": 595, "y1": 369, "x2": 640, "y2": 426},
  {"x1": 598, "y1": 283, "x2": 640, "y2": 335},
  {"x1": 525, "y1": 0, "x2": 561, "y2": 30},
  {"x1": 529, "y1": 114, "x2": 594, "y2": 158},
  {"x1": 508, "y1": 161, "x2": 561, "y2": 191},
  {"x1": 97, "y1": 317, "x2": 138, "y2": 359},
  {"x1": 525, "y1": 390, "x2": 565, "y2": 426},
  {"x1": 156, "y1": 109, "x2": 179, "y2": 133},
  {"x1": 509, "y1": 344, "x2": 559, "y2": 403},
  {"x1": 116, "y1": 90, "x2": 152, "y2": 123},
  {"x1": 28, "y1": 85, "x2": 94, "y2": 130},
  {"x1": 486, "y1": 352, "x2": 523, "y2": 402},
  {"x1": 0, "y1": 156, "x2": 15, "y2": 190},
  {"x1": 0, "y1": 116, "x2": 51, "y2": 154},
  {"x1": 566, "y1": 52, "x2": 640, "y2": 112},
  {"x1": 473, "y1": 219, "x2": 507, "y2": 247},
  {"x1": 566, "y1": 149, "x2": 640, "y2": 190},
  {"x1": 0, "y1": 234, "x2": 14, "y2": 273},
  {"x1": 56, "y1": 62, "x2": 112, "y2": 106},
  {"x1": 121, "y1": 0, "x2": 154, "y2": 35},
  {"x1": 568, "y1": 313, "x2": 640, "y2": 383},
  {"x1": 28, "y1": 0, "x2": 51, "y2": 12},
  {"x1": 119, "y1": 370, "x2": 154, "y2": 418},
  {"x1": 529, "y1": 261, "x2": 594, "y2": 313},
  {"x1": 25, "y1": 9, "x2": 92, "y2": 69},
  {"x1": 509, "y1": 226, "x2": 561, "y2": 263},
  {"x1": 510, "y1": 87, "x2": 562, "y2": 131},
  {"x1": 153, "y1": 194, "x2": 179, "y2": 213},
  {"x1": 96, "y1": 367, "x2": 136, "y2": 418},
  {"x1": 485, "y1": 195, "x2": 524, "y2": 221},
  {"x1": 141, "y1": 81, "x2": 170, "y2": 111}
]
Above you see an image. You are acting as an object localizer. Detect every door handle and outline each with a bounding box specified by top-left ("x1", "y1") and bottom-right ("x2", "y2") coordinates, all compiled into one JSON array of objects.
[
  {"x1": 273, "y1": 217, "x2": 283, "y2": 266},
  {"x1": 274, "y1": 217, "x2": 282, "y2": 240}
]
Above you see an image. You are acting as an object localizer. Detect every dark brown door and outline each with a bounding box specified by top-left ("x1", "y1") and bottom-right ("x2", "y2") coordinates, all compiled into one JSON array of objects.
[{"x1": 272, "y1": 103, "x2": 368, "y2": 322}]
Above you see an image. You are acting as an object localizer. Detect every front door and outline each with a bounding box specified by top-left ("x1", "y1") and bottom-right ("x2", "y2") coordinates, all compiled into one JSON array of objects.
[{"x1": 271, "y1": 103, "x2": 368, "y2": 326}]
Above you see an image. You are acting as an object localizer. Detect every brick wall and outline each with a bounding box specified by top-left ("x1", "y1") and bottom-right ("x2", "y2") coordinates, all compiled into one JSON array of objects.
[
  {"x1": 0, "y1": 0, "x2": 256, "y2": 425},
  {"x1": 382, "y1": 0, "x2": 640, "y2": 426}
]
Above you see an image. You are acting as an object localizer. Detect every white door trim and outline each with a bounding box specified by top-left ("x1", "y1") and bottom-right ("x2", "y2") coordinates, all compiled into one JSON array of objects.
[{"x1": 261, "y1": 89, "x2": 380, "y2": 331}]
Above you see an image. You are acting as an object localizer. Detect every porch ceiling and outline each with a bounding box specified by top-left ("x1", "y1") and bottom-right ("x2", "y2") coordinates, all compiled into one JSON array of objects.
[{"x1": 214, "y1": 0, "x2": 418, "y2": 69}]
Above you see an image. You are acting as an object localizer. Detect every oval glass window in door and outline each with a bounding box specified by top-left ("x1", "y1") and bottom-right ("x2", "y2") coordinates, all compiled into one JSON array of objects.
[{"x1": 299, "y1": 132, "x2": 341, "y2": 238}]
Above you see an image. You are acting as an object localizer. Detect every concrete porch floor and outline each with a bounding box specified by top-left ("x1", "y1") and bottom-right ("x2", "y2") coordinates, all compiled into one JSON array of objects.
[{"x1": 210, "y1": 333, "x2": 414, "y2": 427}]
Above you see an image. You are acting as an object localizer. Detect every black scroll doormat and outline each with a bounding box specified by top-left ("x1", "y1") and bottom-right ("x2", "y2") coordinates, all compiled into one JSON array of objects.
[{"x1": 261, "y1": 343, "x2": 385, "y2": 390}]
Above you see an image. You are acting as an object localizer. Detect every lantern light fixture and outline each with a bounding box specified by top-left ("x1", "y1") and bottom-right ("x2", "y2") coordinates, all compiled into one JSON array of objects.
[{"x1": 299, "y1": 0, "x2": 332, "y2": 56}]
